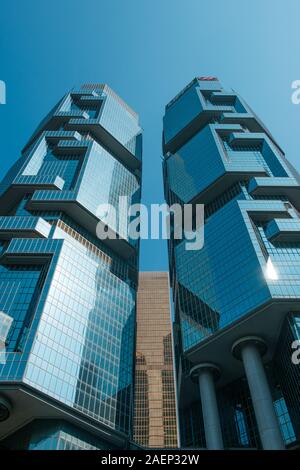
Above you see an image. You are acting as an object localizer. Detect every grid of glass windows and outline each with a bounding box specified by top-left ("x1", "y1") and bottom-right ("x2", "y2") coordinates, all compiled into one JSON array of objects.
[
  {"x1": 77, "y1": 141, "x2": 140, "y2": 242},
  {"x1": 174, "y1": 198, "x2": 272, "y2": 351},
  {"x1": 166, "y1": 126, "x2": 225, "y2": 203},
  {"x1": 100, "y1": 85, "x2": 142, "y2": 158},
  {"x1": 275, "y1": 313, "x2": 300, "y2": 443},
  {"x1": 0, "y1": 264, "x2": 44, "y2": 353},
  {"x1": 133, "y1": 273, "x2": 178, "y2": 448},
  {"x1": 180, "y1": 400, "x2": 206, "y2": 449},
  {"x1": 218, "y1": 377, "x2": 261, "y2": 449},
  {"x1": 2, "y1": 419, "x2": 116, "y2": 450},
  {"x1": 23, "y1": 236, "x2": 136, "y2": 434}
]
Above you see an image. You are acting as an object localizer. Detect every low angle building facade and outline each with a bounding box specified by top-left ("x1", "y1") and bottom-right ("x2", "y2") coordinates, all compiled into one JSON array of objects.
[
  {"x1": 133, "y1": 271, "x2": 178, "y2": 448},
  {"x1": 0, "y1": 84, "x2": 142, "y2": 449},
  {"x1": 163, "y1": 77, "x2": 300, "y2": 450}
]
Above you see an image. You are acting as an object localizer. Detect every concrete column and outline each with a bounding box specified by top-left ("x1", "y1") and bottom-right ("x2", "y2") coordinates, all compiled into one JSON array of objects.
[
  {"x1": 232, "y1": 336, "x2": 285, "y2": 450},
  {"x1": 190, "y1": 363, "x2": 224, "y2": 450}
]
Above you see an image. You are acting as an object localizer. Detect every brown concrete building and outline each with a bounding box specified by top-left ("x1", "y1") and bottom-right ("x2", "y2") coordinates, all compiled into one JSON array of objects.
[{"x1": 133, "y1": 272, "x2": 178, "y2": 448}]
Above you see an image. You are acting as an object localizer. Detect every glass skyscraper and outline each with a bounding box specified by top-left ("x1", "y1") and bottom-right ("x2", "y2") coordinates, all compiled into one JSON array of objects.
[
  {"x1": 0, "y1": 84, "x2": 142, "y2": 449},
  {"x1": 133, "y1": 272, "x2": 178, "y2": 448},
  {"x1": 163, "y1": 77, "x2": 300, "y2": 450}
]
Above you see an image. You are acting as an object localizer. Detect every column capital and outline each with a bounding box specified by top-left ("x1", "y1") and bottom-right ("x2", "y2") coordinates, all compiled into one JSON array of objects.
[
  {"x1": 0, "y1": 395, "x2": 11, "y2": 422},
  {"x1": 232, "y1": 336, "x2": 267, "y2": 361},
  {"x1": 190, "y1": 362, "x2": 221, "y2": 383}
]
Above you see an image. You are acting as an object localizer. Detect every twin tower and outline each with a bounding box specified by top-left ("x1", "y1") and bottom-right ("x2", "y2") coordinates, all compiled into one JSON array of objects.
[{"x1": 0, "y1": 78, "x2": 299, "y2": 450}]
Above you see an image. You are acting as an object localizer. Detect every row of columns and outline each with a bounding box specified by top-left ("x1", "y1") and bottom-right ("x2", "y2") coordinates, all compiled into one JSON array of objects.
[{"x1": 190, "y1": 336, "x2": 285, "y2": 450}]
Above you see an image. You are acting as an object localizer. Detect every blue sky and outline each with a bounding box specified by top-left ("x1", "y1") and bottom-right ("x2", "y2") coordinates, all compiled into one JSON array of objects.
[{"x1": 0, "y1": 0, "x2": 300, "y2": 271}]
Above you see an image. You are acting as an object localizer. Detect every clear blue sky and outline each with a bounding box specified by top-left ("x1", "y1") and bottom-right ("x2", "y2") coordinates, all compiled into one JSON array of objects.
[{"x1": 1, "y1": 0, "x2": 300, "y2": 271}]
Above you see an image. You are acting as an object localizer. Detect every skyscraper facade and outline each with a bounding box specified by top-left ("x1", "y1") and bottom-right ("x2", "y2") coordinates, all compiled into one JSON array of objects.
[
  {"x1": 133, "y1": 272, "x2": 178, "y2": 448},
  {"x1": 0, "y1": 84, "x2": 142, "y2": 449},
  {"x1": 163, "y1": 77, "x2": 300, "y2": 450}
]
